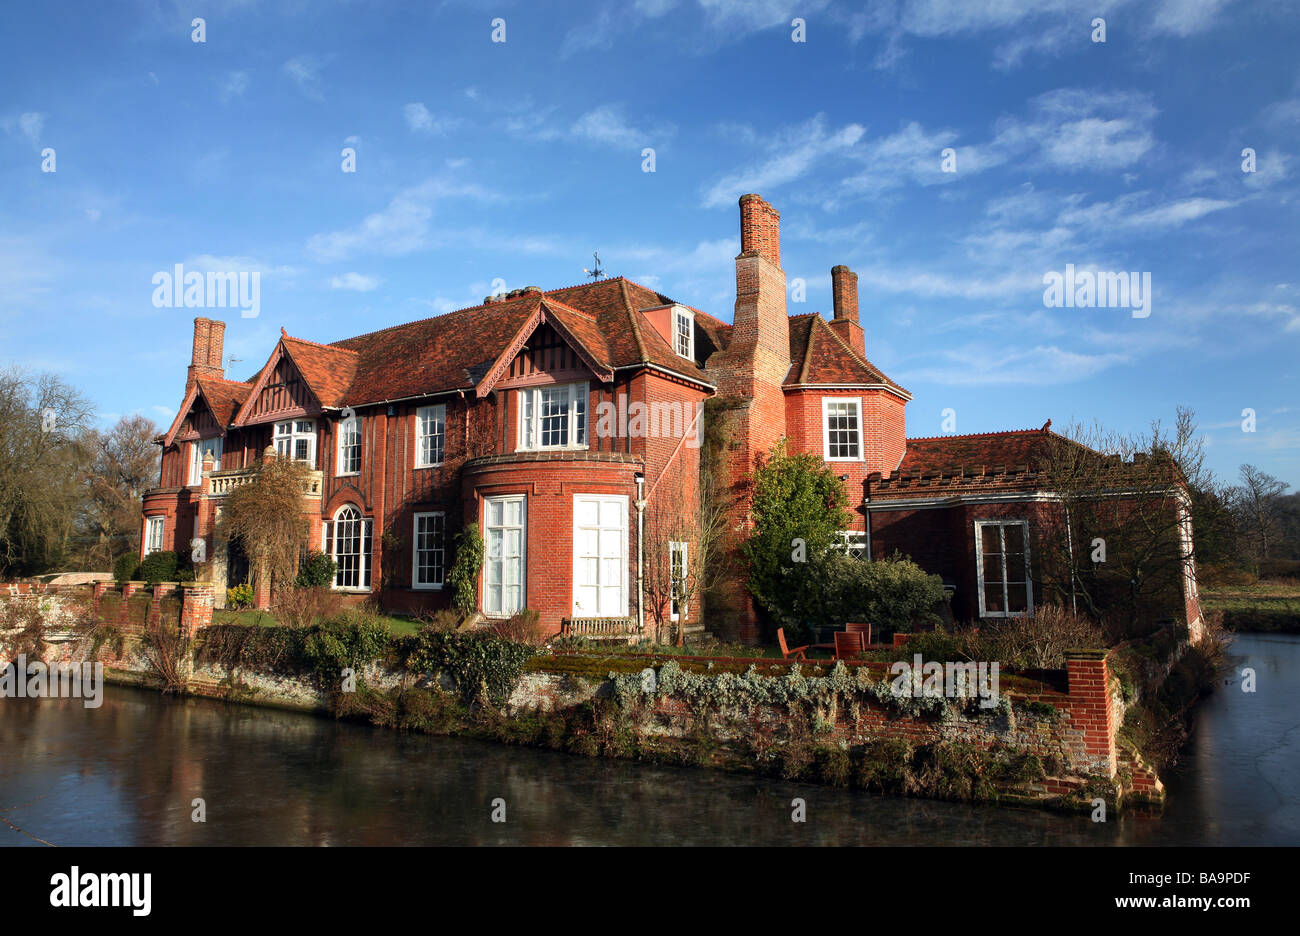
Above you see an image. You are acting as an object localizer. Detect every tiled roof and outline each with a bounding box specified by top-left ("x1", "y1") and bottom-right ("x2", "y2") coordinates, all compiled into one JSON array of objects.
[
  {"x1": 868, "y1": 428, "x2": 1179, "y2": 498},
  {"x1": 785, "y1": 314, "x2": 910, "y2": 396},
  {"x1": 198, "y1": 377, "x2": 251, "y2": 425},
  {"x1": 280, "y1": 337, "x2": 357, "y2": 409}
]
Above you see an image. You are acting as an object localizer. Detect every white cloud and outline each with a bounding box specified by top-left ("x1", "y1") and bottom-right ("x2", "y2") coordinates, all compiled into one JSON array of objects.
[
  {"x1": 404, "y1": 102, "x2": 460, "y2": 135},
  {"x1": 1058, "y1": 194, "x2": 1235, "y2": 230},
  {"x1": 902, "y1": 343, "x2": 1130, "y2": 386},
  {"x1": 1151, "y1": 0, "x2": 1237, "y2": 37},
  {"x1": 329, "y1": 272, "x2": 380, "y2": 292},
  {"x1": 3, "y1": 111, "x2": 44, "y2": 147},
  {"x1": 219, "y1": 71, "x2": 250, "y2": 103},
  {"x1": 305, "y1": 177, "x2": 503, "y2": 262},
  {"x1": 282, "y1": 55, "x2": 325, "y2": 101},
  {"x1": 702, "y1": 114, "x2": 865, "y2": 207},
  {"x1": 570, "y1": 105, "x2": 673, "y2": 149}
]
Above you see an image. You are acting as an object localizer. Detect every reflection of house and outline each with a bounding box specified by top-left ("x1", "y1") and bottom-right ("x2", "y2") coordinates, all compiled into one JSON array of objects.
[{"x1": 141, "y1": 193, "x2": 1200, "y2": 641}]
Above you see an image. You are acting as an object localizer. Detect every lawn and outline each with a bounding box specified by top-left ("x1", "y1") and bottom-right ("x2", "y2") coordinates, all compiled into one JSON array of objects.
[
  {"x1": 212, "y1": 608, "x2": 422, "y2": 636},
  {"x1": 1200, "y1": 579, "x2": 1300, "y2": 634}
]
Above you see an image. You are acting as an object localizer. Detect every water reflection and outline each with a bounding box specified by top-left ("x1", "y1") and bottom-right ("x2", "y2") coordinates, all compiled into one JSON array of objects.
[{"x1": 1, "y1": 635, "x2": 1296, "y2": 846}]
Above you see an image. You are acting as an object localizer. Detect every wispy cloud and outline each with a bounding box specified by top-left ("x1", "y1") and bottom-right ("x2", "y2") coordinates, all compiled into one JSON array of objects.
[
  {"x1": 218, "y1": 71, "x2": 250, "y2": 103},
  {"x1": 282, "y1": 55, "x2": 325, "y2": 101},
  {"x1": 702, "y1": 114, "x2": 864, "y2": 208},
  {"x1": 329, "y1": 272, "x2": 381, "y2": 292},
  {"x1": 404, "y1": 102, "x2": 461, "y2": 135},
  {"x1": 3, "y1": 111, "x2": 44, "y2": 148},
  {"x1": 570, "y1": 105, "x2": 673, "y2": 149},
  {"x1": 305, "y1": 177, "x2": 502, "y2": 262}
]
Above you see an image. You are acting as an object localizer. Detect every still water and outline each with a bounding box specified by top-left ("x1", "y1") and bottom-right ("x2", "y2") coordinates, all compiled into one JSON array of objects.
[{"x1": 1, "y1": 634, "x2": 1296, "y2": 846}]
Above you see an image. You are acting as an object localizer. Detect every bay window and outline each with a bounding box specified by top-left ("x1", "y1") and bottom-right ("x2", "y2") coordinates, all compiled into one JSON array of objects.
[
  {"x1": 822, "y1": 398, "x2": 863, "y2": 461},
  {"x1": 518, "y1": 382, "x2": 587, "y2": 451}
]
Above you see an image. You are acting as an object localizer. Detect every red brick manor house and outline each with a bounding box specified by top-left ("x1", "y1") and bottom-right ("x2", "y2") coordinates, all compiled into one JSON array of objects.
[{"x1": 142, "y1": 194, "x2": 1201, "y2": 642}]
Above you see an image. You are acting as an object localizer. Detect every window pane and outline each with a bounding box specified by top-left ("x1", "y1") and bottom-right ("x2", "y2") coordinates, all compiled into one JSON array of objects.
[
  {"x1": 1003, "y1": 523, "x2": 1025, "y2": 553},
  {"x1": 980, "y1": 525, "x2": 1001, "y2": 555},
  {"x1": 1006, "y1": 584, "x2": 1028, "y2": 613},
  {"x1": 983, "y1": 583, "x2": 1005, "y2": 613}
]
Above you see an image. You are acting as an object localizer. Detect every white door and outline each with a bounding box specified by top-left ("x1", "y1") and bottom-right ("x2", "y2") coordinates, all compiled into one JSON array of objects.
[
  {"x1": 572, "y1": 495, "x2": 628, "y2": 618},
  {"x1": 484, "y1": 495, "x2": 525, "y2": 616}
]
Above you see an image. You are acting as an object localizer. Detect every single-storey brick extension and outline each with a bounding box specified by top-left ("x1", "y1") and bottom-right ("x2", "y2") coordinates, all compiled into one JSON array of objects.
[{"x1": 141, "y1": 194, "x2": 1201, "y2": 642}]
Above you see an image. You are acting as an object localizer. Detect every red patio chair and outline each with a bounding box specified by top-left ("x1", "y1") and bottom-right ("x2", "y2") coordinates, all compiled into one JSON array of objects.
[
  {"x1": 777, "y1": 627, "x2": 808, "y2": 661},
  {"x1": 834, "y1": 630, "x2": 865, "y2": 661},
  {"x1": 845, "y1": 621, "x2": 872, "y2": 645}
]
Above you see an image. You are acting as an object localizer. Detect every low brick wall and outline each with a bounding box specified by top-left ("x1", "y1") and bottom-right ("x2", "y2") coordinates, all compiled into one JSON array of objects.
[{"x1": 3, "y1": 583, "x2": 1194, "y2": 808}]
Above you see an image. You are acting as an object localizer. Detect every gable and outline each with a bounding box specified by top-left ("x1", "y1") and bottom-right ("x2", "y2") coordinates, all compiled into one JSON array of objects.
[
  {"x1": 236, "y1": 344, "x2": 323, "y2": 425},
  {"x1": 492, "y1": 321, "x2": 599, "y2": 390}
]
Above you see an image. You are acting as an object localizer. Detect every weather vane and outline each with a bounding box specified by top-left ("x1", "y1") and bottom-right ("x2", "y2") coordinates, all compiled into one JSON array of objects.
[{"x1": 583, "y1": 252, "x2": 604, "y2": 281}]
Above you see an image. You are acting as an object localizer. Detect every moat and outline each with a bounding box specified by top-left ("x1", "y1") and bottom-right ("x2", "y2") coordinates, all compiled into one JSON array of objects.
[{"x1": 1, "y1": 634, "x2": 1296, "y2": 846}]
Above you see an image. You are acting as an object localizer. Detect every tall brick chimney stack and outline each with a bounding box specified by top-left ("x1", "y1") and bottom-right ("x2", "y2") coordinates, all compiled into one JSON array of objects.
[
  {"x1": 827, "y1": 265, "x2": 865, "y2": 358},
  {"x1": 702, "y1": 193, "x2": 792, "y2": 644},
  {"x1": 187, "y1": 317, "x2": 226, "y2": 390}
]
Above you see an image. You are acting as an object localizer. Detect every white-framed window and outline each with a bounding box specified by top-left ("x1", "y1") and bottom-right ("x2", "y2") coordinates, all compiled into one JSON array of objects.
[
  {"x1": 834, "y1": 530, "x2": 868, "y2": 559},
  {"x1": 274, "y1": 419, "x2": 317, "y2": 466},
  {"x1": 674, "y1": 306, "x2": 694, "y2": 360},
  {"x1": 412, "y1": 511, "x2": 446, "y2": 590},
  {"x1": 1178, "y1": 500, "x2": 1199, "y2": 601},
  {"x1": 572, "y1": 495, "x2": 628, "y2": 618},
  {"x1": 146, "y1": 517, "x2": 165, "y2": 555},
  {"x1": 669, "y1": 540, "x2": 689, "y2": 621},
  {"x1": 975, "y1": 519, "x2": 1032, "y2": 618},
  {"x1": 189, "y1": 436, "x2": 223, "y2": 486},
  {"x1": 822, "y1": 397, "x2": 863, "y2": 461},
  {"x1": 484, "y1": 495, "x2": 526, "y2": 616},
  {"x1": 518, "y1": 382, "x2": 588, "y2": 451},
  {"x1": 324, "y1": 505, "x2": 372, "y2": 591},
  {"x1": 415, "y1": 404, "x2": 445, "y2": 468},
  {"x1": 337, "y1": 414, "x2": 361, "y2": 476}
]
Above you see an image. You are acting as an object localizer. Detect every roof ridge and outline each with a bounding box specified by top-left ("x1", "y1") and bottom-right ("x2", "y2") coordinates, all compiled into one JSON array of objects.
[
  {"x1": 907, "y1": 427, "x2": 1050, "y2": 442},
  {"x1": 283, "y1": 333, "x2": 359, "y2": 355},
  {"x1": 618, "y1": 277, "x2": 649, "y2": 363},
  {"x1": 539, "y1": 295, "x2": 597, "y2": 321},
  {"x1": 330, "y1": 293, "x2": 540, "y2": 347}
]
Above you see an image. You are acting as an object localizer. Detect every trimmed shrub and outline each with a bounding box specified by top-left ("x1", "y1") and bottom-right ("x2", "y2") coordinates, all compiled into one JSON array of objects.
[
  {"x1": 821, "y1": 551, "x2": 948, "y2": 634},
  {"x1": 295, "y1": 550, "x2": 338, "y2": 588},
  {"x1": 114, "y1": 553, "x2": 141, "y2": 584},
  {"x1": 137, "y1": 550, "x2": 179, "y2": 584}
]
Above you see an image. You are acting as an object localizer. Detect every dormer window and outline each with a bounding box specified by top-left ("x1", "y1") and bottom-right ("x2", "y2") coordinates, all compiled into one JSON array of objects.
[{"x1": 674, "y1": 306, "x2": 694, "y2": 360}]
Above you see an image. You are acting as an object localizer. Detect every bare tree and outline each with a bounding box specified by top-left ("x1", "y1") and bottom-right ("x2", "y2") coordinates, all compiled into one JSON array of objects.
[
  {"x1": 217, "y1": 451, "x2": 313, "y2": 598},
  {"x1": 0, "y1": 367, "x2": 96, "y2": 576},
  {"x1": 643, "y1": 457, "x2": 729, "y2": 646},
  {"x1": 1033, "y1": 407, "x2": 1208, "y2": 639},
  {"x1": 1230, "y1": 464, "x2": 1289, "y2": 563},
  {"x1": 81, "y1": 414, "x2": 160, "y2": 569}
]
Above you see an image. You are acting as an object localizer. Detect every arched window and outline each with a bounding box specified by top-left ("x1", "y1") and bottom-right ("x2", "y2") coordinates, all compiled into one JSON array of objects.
[{"x1": 324, "y1": 505, "x2": 372, "y2": 590}]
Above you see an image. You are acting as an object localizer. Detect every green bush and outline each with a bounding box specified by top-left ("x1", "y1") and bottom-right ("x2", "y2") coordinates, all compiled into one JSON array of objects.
[
  {"x1": 821, "y1": 552, "x2": 948, "y2": 634},
  {"x1": 741, "y1": 442, "x2": 853, "y2": 638},
  {"x1": 137, "y1": 550, "x2": 179, "y2": 584},
  {"x1": 448, "y1": 523, "x2": 484, "y2": 614},
  {"x1": 302, "y1": 614, "x2": 393, "y2": 686},
  {"x1": 114, "y1": 552, "x2": 141, "y2": 584},
  {"x1": 295, "y1": 550, "x2": 338, "y2": 588},
  {"x1": 226, "y1": 584, "x2": 254, "y2": 609},
  {"x1": 399, "y1": 627, "x2": 536, "y2": 705}
]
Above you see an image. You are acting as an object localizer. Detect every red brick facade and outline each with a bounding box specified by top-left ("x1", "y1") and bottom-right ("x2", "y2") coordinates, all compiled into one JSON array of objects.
[{"x1": 141, "y1": 194, "x2": 1201, "y2": 641}]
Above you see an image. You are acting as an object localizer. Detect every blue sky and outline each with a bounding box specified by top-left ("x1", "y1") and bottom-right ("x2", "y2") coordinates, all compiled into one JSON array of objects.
[{"x1": 2, "y1": 0, "x2": 1298, "y2": 486}]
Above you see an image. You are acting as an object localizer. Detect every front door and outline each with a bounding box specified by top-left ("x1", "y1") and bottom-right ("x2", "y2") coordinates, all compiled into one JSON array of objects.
[
  {"x1": 572, "y1": 495, "x2": 628, "y2": 618},
  {"x1": 484, "y1": 495, "x2": 525, "y2": 617}
]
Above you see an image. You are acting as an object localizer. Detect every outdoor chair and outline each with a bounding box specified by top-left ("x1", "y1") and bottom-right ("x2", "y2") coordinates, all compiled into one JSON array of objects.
[
  {"x1": 777, "y1": 627, "x2": 808, "y2": 661},
  {"x1": 845, "y1": 622, "x2": 872, "y2": 645},
  {"x1": 834, "y1": 630, "x2": 865, "y2": 661}
]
